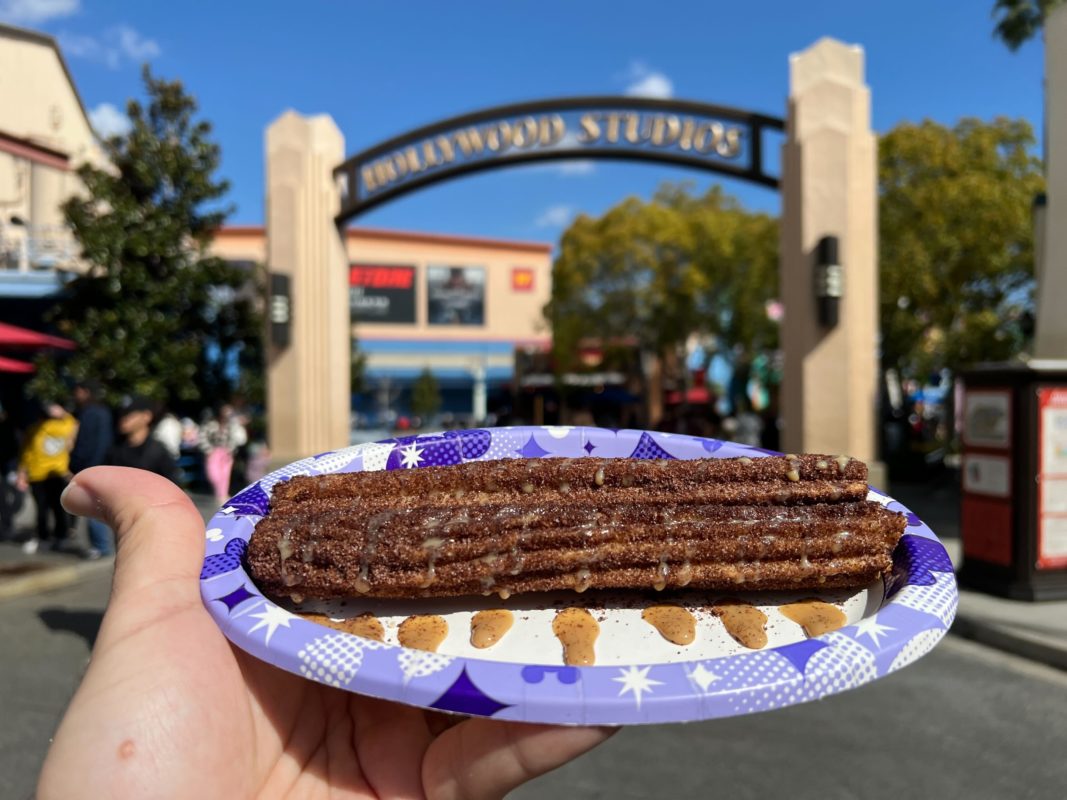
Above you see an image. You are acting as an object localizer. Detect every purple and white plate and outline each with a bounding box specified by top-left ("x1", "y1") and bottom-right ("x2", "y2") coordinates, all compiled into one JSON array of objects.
[{"x1": 200, "y1": 426, "x2": 957, "y2": 725}]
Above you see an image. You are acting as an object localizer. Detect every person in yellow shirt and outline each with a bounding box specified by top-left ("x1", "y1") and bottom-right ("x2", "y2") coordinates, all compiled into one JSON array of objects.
[{"x1": 17, "y1": 401, "x2": 78, "y2": 554}]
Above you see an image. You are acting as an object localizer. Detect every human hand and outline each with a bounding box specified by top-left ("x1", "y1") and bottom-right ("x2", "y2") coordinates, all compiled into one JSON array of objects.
[
  {"x1": 38, "y1": 467, "x2": 614, "y2": 799},
  {"x1": 15, "y1": 470, "x2": 28, "y2": 493}
]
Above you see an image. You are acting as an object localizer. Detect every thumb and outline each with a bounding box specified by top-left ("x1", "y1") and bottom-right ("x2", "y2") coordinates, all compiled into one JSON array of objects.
[{"x1": 62, "y1": 466, "x2": 206, "y2": 604}]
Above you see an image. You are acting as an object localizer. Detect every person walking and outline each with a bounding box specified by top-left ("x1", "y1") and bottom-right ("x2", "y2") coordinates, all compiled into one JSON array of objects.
[
  {"x1": 17, "y1": 401, "x2": 77, "y2": 554},
  {"x1": 69, "y1": 381, "x2": 114, "y2": 559},
  {"x1": 200, "y1": 405, "x2": 247, "y2": 505},
  {"x1": 107, "y1": 397, "x2": 178, "y2": 482}
]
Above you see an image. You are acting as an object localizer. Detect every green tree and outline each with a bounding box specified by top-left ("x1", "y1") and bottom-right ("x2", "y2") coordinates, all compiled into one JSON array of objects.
[
  {"x1": 31, "y1": 67, "x2": 262, "y2": 411},
  {"x1": 547, "y1": 184, "x2": 778, "y2": 407},
  {"x1": 879, "y1": 118, "x2": 1044, "y2": 378},
  {"x1": 410, "y1": 368, "x2": 441, "y2": 422},
  {"x1": 992, "y1": 0, "x2": 1064, "y2": 49}
]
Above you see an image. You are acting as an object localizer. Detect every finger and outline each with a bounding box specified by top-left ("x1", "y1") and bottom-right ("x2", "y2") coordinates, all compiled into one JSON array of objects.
[
  {"x1": 62, "y1": 466, "x2": 206, "y2": 604},
  {"x1": 352, "y1": 695, "x2": 436, "y2": 799},
  {"x1": 423, "y1": 719, "x2": 616, "y2": 800}
]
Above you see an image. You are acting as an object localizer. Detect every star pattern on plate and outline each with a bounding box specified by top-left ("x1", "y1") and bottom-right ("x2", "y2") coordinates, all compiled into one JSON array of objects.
[
  {"x1": 687, "y1": 663, "x2": 721, "y2": 694},
  {"x1": 430, "y1": 668, "x2": 513, "y2": 717},
  {"x1": 399, "y1": 444, "x2": 425, "y2": 469},
  {"x1": 247, "y1": 603, "x2": 295, "y2": 645},
  {"x1": 517, "y1": 435, "x2": 551, "y2": 458},
  {"x1": 212, "y1": 584, "x2": 258, "y2": 612},
  {"x1": 613, "y1": 665, "x2": 663, "y2": 708},
  {"x1": 852, "y1": 617, "x2": 896, "y2": 647}
]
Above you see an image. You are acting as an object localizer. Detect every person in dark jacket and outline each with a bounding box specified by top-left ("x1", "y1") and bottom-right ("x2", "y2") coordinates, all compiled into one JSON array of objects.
[
  {"x1": 70, "y1": 381, "x2": 113, "y2": 558},
  {"x1": 108, "y1": 397, "x2": 178, "y2": 483}
]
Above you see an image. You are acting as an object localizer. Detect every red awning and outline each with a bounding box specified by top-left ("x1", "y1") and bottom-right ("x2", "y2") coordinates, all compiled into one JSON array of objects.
[
  {"x1": 0, "y1": 322, "x2": 75, "y2": 350},
  {"x1": 0, "y1": 355, "x2": 36, "y2": 374}
]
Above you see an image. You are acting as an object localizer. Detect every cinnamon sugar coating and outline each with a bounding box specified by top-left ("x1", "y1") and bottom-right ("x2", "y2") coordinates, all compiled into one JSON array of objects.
[{"x1": 245, "y1": 455, "x2": 906, "y2": 600}]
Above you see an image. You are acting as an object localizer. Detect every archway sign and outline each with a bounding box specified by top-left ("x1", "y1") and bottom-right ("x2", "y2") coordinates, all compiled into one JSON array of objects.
[
  {"x1": 265, "y1": 37, "x2": 880, "y2": 489},
  {"x1": 333, "y1": 97, "x2": 784, "y2": 222}
]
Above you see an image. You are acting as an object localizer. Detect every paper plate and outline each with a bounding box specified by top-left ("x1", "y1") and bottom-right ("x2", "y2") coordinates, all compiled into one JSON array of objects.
[{"x1": 199, "y1": 426, "x2": 957, "y2": 725}]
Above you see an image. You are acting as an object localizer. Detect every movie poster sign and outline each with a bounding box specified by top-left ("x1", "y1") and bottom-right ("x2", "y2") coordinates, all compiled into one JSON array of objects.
[
  {"x1": 427, "y1": 265, "x2": 485, "y2": 326},
  {"x1": 349, "y1": 264, "x2": 416, "y2": 323}
]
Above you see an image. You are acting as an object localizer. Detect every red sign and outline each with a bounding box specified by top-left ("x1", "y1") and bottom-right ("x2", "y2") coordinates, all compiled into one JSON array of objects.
[
  {"x1": 1037, "y1": 387, "x2": 1067, "y2": 569},
  {"x1": 350, "y1": 265, "x2": 415, "y2": 289},
  {"x1": 512, "y1": 267, "x2": 535, "y2": 292},
  {"x1": 348, "y1": 264, "x2": 416, "y2": 323}
]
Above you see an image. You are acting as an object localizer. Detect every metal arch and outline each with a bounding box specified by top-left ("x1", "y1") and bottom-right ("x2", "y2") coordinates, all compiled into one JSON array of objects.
[{"x1": 333, "y1": 96, "x2": 785, "y2": 223}]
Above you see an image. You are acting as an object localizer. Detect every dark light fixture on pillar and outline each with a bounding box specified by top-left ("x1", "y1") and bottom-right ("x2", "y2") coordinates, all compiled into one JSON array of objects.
[
  {"x1": 815, "y1": 235, "x2": 842, "y2": 328},
  {"x1": 269, "y1": 272, "x2": 292, "y2": 349}
]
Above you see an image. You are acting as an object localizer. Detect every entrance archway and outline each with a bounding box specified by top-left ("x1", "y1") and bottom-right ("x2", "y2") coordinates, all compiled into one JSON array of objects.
[
  {"x1": 264, "y1": 37, "x2": 880, "y2": 485},
  {"x1": 332, "y1": 96, "x2": 783, "y2": 222}
]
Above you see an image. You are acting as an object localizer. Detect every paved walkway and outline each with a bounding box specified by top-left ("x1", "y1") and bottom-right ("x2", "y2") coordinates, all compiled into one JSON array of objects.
[{"x1": 2, "y1": 477, "x2": 1066, "y2": 670}]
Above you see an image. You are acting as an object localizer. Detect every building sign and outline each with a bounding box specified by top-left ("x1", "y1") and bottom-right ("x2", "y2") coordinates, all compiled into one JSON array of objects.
[
  {"x1": 427, "y1": 266, "x2": 485, "y2": 326},
  {"x1": 350, "y1": 264, "x2": 416, "y2": 323},
  {"x1": 334, "y1": 97, "x2": 784, "y2": 221},
  {"x1": 961, "y1": 387, "x2": 1014, "y2": 567},
  {"x1": 512, "y1": 267, "x2": 535, "y2": 292},
  {"x1": 1038, "y1": 387, "x2": 1067, "y2": 569},
  {"x1": 963, "y1": 391, "x2": 1012, "y2": 448}
]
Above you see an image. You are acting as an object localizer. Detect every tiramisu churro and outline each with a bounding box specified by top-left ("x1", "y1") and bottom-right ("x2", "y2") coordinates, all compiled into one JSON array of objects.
[{"x1": 245, "y1": 455, "x2": 906, "y2": 601}]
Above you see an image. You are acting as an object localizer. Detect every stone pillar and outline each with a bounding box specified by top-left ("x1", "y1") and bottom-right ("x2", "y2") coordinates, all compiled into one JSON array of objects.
[
  {"x1": 1034, "y1": 5, "x2": 1067, "y2": 360},
  {"x1": 265, "y1": 111, "x2": 350, "y2": 463},
  {"x1": 780, "y1": 38, "x2": 881, "y2": 480}
]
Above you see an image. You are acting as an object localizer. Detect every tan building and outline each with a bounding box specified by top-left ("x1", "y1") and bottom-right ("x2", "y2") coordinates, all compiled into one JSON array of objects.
[
  {"x1": 212, "y1": 225, "x2": 552, "y2": 425},
  {"x1": 0, "y1": 22, "x2": 102, "y2": 286}
]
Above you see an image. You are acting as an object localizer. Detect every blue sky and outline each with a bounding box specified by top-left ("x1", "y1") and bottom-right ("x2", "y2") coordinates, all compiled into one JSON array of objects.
[{"x1": 3, "y1": 0, "x2": 1047, "y2": 244}]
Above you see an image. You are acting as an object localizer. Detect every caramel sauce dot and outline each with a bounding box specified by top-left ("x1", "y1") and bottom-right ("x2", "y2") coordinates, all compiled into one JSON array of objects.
[
  {"x1": 779, "y1": 599, "x2": 847, "y2": 637},
  {"x1": 552, "y1": 607, "x2": 599, "y2": 665},
  {"x1": 398, "y1": 615, "x2": 449, "y2": 652},
  {"x1": 470, "y1": 609, "x2": 514, "y2": 649},
  {"x1": 642, "y1": 604, "x2": 696, "y2": 645}
]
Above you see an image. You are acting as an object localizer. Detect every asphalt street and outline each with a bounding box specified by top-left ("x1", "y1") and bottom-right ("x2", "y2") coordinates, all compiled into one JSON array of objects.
[{"x1": 2, "y1": 570, "x2": 1066, "y2": 800}]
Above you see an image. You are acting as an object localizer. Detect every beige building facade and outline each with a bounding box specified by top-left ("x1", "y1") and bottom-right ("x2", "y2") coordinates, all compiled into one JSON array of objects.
[
  {"x1": 0, "y1": 23, "x2": 102, "y2": 279},
  {"x1": 212, "y1": 225, "x2": 552, "y2": 441}
]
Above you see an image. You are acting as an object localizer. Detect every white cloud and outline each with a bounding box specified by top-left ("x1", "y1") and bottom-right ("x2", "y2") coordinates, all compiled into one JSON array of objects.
[
  {"x1": 89, "y1": 102, "x2": 130, "y2": 138},
  {"x1": 0, "y1": 0, "x2": 79, "y2": 24},
  {"x1": 535, "y1": 204, "x2": 574, "y2": 228},
  {"x1": 58, "y1": 24, "x2": 160, "y2": 69},
  {"x1": 114, "y1": 24, "x2": 160, "y2": 60},
  {"x1": 623, "y1": 61, "x2": 674, "y2": 99}
]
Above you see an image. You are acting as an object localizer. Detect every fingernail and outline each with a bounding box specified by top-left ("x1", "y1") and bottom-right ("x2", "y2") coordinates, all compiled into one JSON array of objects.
[{"x1": 60, "y1": 480, "x2": 94, "y2": 516}]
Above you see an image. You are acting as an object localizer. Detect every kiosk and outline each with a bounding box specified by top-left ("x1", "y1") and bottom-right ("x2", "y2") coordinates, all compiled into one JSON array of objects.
[{"x1": 959, "y1": 361, "x2": 1067, "y2": 600}]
